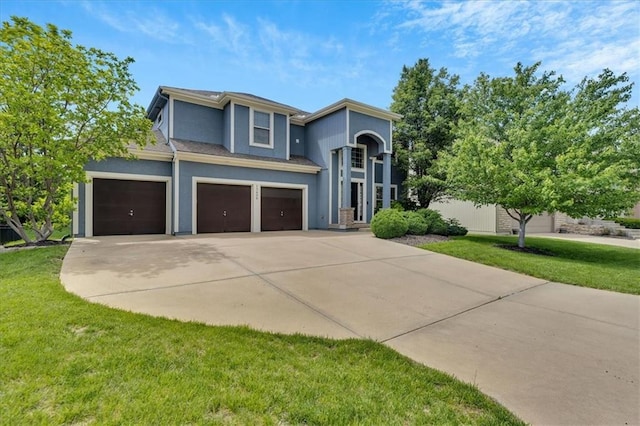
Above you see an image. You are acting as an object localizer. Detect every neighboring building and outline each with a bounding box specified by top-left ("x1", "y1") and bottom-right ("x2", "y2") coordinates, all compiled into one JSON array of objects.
[
  {"x1": 429, "y1": 199, "x2": 568, "y2": 234},
  {"x1": 72, "y1": 87, "x2": 402, "y2": 237}
]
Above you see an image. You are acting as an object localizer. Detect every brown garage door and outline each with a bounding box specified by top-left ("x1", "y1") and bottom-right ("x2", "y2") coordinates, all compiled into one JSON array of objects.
[
  {"x1": 261, "y1": 187, "x2": 302, "y2": 231},
  {"x1": 197, "y1": 183, "x2": 251, "y2": 233},
  {"x1": 93, "y1": 178, "x2": 166, "y2": 236}
]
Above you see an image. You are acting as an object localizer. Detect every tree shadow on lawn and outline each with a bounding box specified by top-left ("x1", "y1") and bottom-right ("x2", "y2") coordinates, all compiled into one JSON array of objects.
[{"x1": 461, "y1": 235, "x2": 637, "y2": 267}]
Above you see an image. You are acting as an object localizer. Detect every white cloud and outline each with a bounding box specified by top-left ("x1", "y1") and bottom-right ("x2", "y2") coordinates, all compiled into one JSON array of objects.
[
  {"x1": 80, "y1": 1, "x2": 187, "y2": 44},
  {"x1": 195, "y1": 14, "x2": 250, "y2": 57},
  {"x1": 389, "y1": 0, "x2": 640, "y2": 84},
  {"x1": 193, "y1": 14, "x2": 371, "y2": 88}
]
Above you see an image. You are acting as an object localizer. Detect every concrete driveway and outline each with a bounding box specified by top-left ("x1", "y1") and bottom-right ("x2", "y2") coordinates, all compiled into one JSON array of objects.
[{"x1": 61, "y1": 231, "x2": 639, "y2": 425}]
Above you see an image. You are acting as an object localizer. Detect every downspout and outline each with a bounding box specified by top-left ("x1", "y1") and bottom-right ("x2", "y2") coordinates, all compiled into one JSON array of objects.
[{"x1": 157, "y1": 90, "x2": 179, "y2": 236}]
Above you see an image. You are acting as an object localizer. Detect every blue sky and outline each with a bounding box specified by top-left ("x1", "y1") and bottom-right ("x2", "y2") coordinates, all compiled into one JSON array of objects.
[{"x1": 2, "y1": 1, "x2": 639, "y2": 112}]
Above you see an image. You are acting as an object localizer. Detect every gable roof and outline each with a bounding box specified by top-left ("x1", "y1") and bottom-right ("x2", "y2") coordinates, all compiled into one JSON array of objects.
[{"x1": 147, "y1": 86, "x2": 401, "y2": 124}]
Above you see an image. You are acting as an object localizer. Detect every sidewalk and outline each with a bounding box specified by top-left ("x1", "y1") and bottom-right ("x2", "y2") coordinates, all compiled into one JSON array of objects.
[{"x1": 533, "y1": 233, "x2": 639, "y2": 249}]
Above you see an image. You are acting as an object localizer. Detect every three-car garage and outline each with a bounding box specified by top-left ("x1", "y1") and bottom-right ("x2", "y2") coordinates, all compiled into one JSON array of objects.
[{"x1": 84, "y1": 173, "x2": 308, "y2": 237}]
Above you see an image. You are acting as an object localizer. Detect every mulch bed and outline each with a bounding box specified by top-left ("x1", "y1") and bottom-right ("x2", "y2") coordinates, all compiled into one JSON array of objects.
[
  {"x1": 495, "y1": 244, "x2": 556, "y2": 256},
  {"x1": 389, "y1": 234, "x2": 449, "y2": 247}
]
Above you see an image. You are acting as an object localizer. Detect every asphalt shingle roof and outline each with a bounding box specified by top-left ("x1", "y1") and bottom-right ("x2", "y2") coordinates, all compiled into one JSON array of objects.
[{"x1": 170, "y1": 138, "x2": 319, "y2": 167}]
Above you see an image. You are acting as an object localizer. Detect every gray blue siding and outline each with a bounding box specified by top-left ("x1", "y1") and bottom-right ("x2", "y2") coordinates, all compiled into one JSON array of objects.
[
  {"x1": 290, "y1": 124, "x2": 305, "y2": 156},
  {"x1": 234, "y1": 105, "x2": 250, "y2": 153},
  {"x1": 306, "y1": 109, "x2": 347, "y2": 167},
  {"x1": 173, "y1": 100, "x2": 223, "y2": 144}
]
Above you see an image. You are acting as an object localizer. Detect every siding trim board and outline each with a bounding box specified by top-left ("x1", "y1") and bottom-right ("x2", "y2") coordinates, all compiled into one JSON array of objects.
[
  {"x1": 128, "y1": 148, "x2": 174, "y2": 162},
  {"x1": 286, "y1": 115, "x2": 290, "y2": 160},
  {"x1": 304, "y1": 98, "x2": 402, "y2": 123},
  {"x1": 176, "y1": 151, "x2": 320, "y2": 174},
  {"x1": 230, "y1": 101, "x2": 235, "y2": 153},
  {"x1": 72, "y1": 183, "x2": 79, "y2": 235},
  {"x1": 191, "y1": 176, "x2": 309, "y2": 234},
  {"x1": 84, "y1": 171, "x2": 172, "y2": 238}
]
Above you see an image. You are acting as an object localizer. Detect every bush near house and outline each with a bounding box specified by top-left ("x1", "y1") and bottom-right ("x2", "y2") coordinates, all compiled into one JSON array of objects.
[
  {"x1": 446, "y1": 218, "x2": 468, "y2": 236},
  {"x1": 401, "y1": 211, "x2": 429, "y2": 235},
  {"x1": 613, "y1": 218, "x2": 640, "y2": 229},
  {"x1": 372, "y1": 208, "x2": 468, "y2": 239},
  {"x1": 416, "y1": 209, "x2": 449, "y2": 235},
  {"x1": 371, "y1": 209, "x2": 409, "y2": 239}
]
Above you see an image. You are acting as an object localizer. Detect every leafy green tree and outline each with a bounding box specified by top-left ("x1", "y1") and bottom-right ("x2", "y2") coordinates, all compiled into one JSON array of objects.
[
  {"x1": 446, "y1": 62, "x2": 640, "y2": 248},
  {"x1": 391, "y1": 58, "x2": 460, "y2": 208},
  {"x1": 0, "y1": 17, "x2": 151, "y2": 244}
]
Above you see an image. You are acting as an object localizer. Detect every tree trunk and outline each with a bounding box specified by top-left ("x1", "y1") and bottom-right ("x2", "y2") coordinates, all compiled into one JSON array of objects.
[
  {"x1": 6, "y1": 216, "x2": 32, "y2": 245},
  {"x1": 502, "y1": 207, "x2": 531, "y2": 249},
  {"x1": 518, "y1": 218, "x2": 527, "y2": 248}
]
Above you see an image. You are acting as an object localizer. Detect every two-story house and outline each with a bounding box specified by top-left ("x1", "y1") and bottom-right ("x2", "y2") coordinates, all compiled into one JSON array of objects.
[{"x1": 72, "y1": 86, "x2": 403, "y2": 237}]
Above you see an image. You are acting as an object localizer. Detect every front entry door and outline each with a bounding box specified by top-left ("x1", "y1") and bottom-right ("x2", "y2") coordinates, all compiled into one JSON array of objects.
[{"x1": 350, "y1": 181, "x2": 365, "y2": 222}]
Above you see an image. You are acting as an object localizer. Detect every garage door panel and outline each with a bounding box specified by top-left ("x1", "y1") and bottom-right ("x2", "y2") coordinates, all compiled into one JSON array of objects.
[
  {"x1": 197, "y1": 183, "x2": 251, "y2": 233},
  {"x1": 261, "y1": 187, "x2": 302, "y2": 231},
  {"x1": 93, "y1": 179, "x2": 166, "y2": 236},
  {"x1": 512, "y1": 214, "x2": 553, "y2": 233}
]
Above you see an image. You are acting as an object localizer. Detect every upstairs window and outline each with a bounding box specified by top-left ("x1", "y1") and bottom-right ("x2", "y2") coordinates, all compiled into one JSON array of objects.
[
  {"x1": 351, "y1": 146, "x2": 364, "y2": 170},
  {"x1": 252, "y1": 110, "x2": 272, "y2": 147}
]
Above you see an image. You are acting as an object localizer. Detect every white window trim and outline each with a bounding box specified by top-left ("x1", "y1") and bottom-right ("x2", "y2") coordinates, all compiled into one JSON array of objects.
[
  {"x1": 351, "y1": 178, "x2": 366, "y2": 223},
  {"x1": 373, "y1": 183, "x2": 398, "y2": 212},
  {"x1": 230, "y1": 101, "x2": 235, "y2": 154},
  {"x1": 84, "y1": 171, "x2": 172, "y2": 238},
  {"x1": 191, "y1": 176, "x2": 308, "y2": 234},
  {"x1": 249, "y1": 108, "x2": 274, "y2": 149}
]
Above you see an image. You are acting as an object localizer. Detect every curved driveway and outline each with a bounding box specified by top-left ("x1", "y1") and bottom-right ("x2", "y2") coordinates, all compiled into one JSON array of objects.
[{"x1": 61, "y1": 231, "x2": 639, "y2": 425}]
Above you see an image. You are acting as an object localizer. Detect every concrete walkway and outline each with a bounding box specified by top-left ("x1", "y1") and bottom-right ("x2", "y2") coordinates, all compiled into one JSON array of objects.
[
  {"x1": 533, "y1": 232, "x2": 640, "y2": 249},
  {"x1": 61, "y1": 231, "x2": 640, "y2": 425}
]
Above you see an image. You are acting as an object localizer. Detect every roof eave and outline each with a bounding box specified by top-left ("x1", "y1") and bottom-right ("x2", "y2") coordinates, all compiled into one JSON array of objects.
[
  {"x1": 303, "y1": 98, "x2": 402, "y2": 123},
  {"x1": 146, "y1": 87, "x2": 168, "y2": 120}
]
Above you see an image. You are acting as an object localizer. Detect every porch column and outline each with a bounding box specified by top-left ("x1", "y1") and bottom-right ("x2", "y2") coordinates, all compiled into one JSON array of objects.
[
  {"x1": 382, "y1": 152, "x2": 391, "y2": 208},
  {"x1": 339, "y1": 146, "x2": 354, "y2": 228},
  {"x1": 341, "y1": 146, "x2": 351, "y2": 208}
]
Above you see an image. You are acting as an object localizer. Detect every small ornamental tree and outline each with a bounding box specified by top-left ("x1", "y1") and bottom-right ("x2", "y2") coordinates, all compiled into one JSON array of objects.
[
  {"x1": 391, "y1": 59, "x2": 460, "y2": 208},
  {"x1": 0, "y1": 17, "x2": 151, "y2": 244},
  {"x1": 446, "y1": 62, "x2": 640, "y2": 248}
]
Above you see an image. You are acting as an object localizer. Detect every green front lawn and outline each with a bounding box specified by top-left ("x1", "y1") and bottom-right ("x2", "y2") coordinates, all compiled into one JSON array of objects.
[
  {"x1": 421, "y1": 235, "x2": 639, "y2": 295},
  {"x1": 0, "y1": 247, "x2": 522, "y2": 425}
]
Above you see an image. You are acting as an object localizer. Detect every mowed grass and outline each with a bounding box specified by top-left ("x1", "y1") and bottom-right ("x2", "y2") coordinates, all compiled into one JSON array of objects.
[
  {"x1": 421, "y1": 235, "x2": 639, "y2": 295},
  {"x1": 0, "y1": 247, "x2": 522, "y2": 425}
]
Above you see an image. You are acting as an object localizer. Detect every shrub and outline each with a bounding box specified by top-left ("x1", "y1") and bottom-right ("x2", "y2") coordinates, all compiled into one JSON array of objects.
[
  {"x1": 614, "y1": 217, "x2": 640, "y2": 229},
  {"x1": 390, "y1": 200, "x2": 405, "y2": 211},
  {"x1": 446, "y1": 218, "x2": 468, "y2": 236},
  {"x1": 401, "y1": 211, "x2": 429, "y2": 235},
  {"x1": 371, "y1": 209, "x2": 408, "y2": 239},
  {"x1": 416, "y1": 208, "x2": 448, "y2": 235}
]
